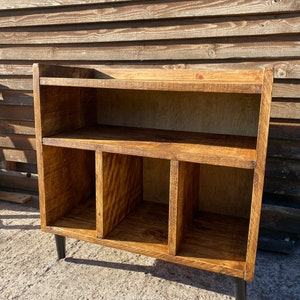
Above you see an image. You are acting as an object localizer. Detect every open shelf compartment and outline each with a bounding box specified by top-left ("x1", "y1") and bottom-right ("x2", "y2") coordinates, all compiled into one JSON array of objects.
[
  {"x1": 96, "y1": 153, "x2": 170, "y2": 254},
  {"x1": 42, "y1": 146, "x2": 96, "y2": 238},
  {"x1": 168, "y1": 161, "x2": 251, "y2": 275}
]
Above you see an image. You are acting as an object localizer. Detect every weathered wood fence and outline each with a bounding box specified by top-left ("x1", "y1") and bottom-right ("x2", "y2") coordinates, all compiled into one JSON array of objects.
[{"x1": 0, "y1": 0, "x2": 299, "y2": 250}]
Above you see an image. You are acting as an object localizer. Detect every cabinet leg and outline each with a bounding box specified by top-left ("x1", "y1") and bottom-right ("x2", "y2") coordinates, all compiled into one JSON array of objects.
[
  {"x1": 54, "y1": 235, "x2": 66, "y2": 259},
  {"x1": 233, "y1": 277, "x2": 246, "y2": 300}
]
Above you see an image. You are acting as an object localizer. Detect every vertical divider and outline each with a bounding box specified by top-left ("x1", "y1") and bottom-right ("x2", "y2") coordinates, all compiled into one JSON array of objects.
[
  {"x1": 96, "y1": 150, "x2": 143, "y2": 239},
  {"x1": 169, "y1": 160, "x2": 199, "y2": 256},
  {"x1": 96, "y1": 150, "x2": 104, "y2": 238}
]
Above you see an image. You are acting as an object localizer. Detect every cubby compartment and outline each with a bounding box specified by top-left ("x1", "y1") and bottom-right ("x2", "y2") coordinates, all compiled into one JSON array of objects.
[
  {"x1": 96, "y1": 153, "x2": 170, "y2": 254},
  {"x1": 42, "y1": 146, "x2": 96, "y2": 238},
  {"x1": 170, "y1": 163, "x2": 253, "y2": 275}
]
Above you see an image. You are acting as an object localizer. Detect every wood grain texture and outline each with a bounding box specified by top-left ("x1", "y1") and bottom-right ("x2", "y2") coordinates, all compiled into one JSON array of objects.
[
  {"x1": 41, "y1": 146, "x2": 95, "y2": 227},
  {"x1": 42, "y1": 125, "x2": 257, "y2": 169},
  {"x1": 47, "y1": 201, "x2": 248, "y2": 278},
  {"x1": 0, "y1": 148, "x2": 36, "y2": 164},
  {"x1": 2, "y1": 60, "x2": 300, "y2": 79},
  {"x1": 96, "y1": 151, "x2": 142, "y2": 238},
  {"x1": 2, "y1": 0, "x2": 297, "y2": 208},
  {"x1": 0, "y1": 134, "x2": 35, "y2": 150},
  {"x1": 244, "y1": 68, "x2": 273, "y2": 281},
  {"x1": 271, "y1": 99, "x2": 300, "y2": 119},
  {"x1": 34, "y1": 64, "x2": 274, "y2": 280},
  {"x1": 142, "y1": 158, "x2": 170, "y2": 204},
  {"x1": 97, "y1": 89, "x2": 260, "y2": 137},
  {"x1": 0, "y1": 169, "x2": 38, "y2": 192},
  {"x1": 40, "y1": 77, "x2": 262, "y2": 94},
  {"x1": 169, "y1": 161, "x2": 199, "y2": 256},
  {"x1": 39, "y1": 85, "x2": 97, "y2": 137},
  {"x1": 3, "y1": 40, "x2": 300, "y2": 61},
  {"x1": 0, "y1": 105, "x2": 33, "y2": 121},
  {"x1": 1, "y1": 0, "x2": 299, "y2": 27},
  {"x1": 0, "y1": 190, "x2": 32, "y2": 203},
  {"x1": 0, "y1": 0, "x2": 132, "y2": 10},
  {"x1": 0, "y1": 91, "x2": 33, "y2": 106},
  {"x1": 199, "y1": 165, "x2": 253, "y2": 218},
  {"x1": 3, "y1": 15, "x2": 300, "y2": 44}
]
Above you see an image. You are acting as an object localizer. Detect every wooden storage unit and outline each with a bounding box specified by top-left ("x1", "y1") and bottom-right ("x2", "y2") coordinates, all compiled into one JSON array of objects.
[{"x1": 33, "y1": 64, "x2": 273, "y2": 288}]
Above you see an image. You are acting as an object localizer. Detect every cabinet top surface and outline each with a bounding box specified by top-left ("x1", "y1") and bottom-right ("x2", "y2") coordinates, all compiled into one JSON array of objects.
[{"x1": 35, "y1": 64, "x2": 269, "y2": 94}]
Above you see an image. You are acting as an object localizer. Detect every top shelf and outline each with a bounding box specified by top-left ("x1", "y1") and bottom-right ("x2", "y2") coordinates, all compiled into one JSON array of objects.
[{"x1": 39, "y1": 77, "x2": 262, "y2": 94}]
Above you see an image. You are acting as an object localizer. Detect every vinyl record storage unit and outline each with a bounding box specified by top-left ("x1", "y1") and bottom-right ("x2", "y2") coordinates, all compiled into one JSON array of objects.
[{"x1": 33, "y1": 64, "x2": 273, "y2": 299}]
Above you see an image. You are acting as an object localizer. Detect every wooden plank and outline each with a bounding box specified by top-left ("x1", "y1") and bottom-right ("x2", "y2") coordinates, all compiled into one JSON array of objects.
[
  {"x1": 261, "y1": 204, "x2": 300, "y2": 234},
  {"x1": 265, "y1": 158, "x2": 300, "y2": 180},
  {"x1": 90, "y1": 68, "x2": 264, "y2": 83},
  {"x1": 0, "y1": 120, "x2": 35, "y2": 135},
  {"x1": 98, "y1": 89, "x2": 260, "y2": 137},
  {"x1": 0, "y1": 148, "x2": 36, "y2": 163},
  {"x1": 143, "y1": 158, "x2": 170, "y2": 204},
  {"x1": 273, "y1": 83, "x2": 300, "y2": 98},
  {"x1": 268, "y1": 139, "x2": 300, "y2": 159},
  {"x1": 2, "y1": 60, "x2": 300, "y2": 79},
  {"x1": 0, "y1": 0, "x2": 132, "y2": 10},
  {"x1": 263, "y1": 193, "x2": 300, "y2": 210},
  {"x1": 269, "y1": 120, "x2": 300, "y2": 140},
  {"x1": 258, "y1": 228, "x2": 298, "y2": 254},
  {"x1": 0, "y1": 78, "x2": 32, "y2": 90},
  {"x1": 0, "y1": 190, "x2": 32, "y2": 203},
  {"x1": 183, "y1": 60, "x2": 300, "y2": 80},
  {"x1": 96, "y1": 152, "x2": 143, "y2": 238},
  {"x1": 2, "y1": 40, "x2": 300, "y2": 61},
  {"x1": 245, "y1": 68, "x2": 273, "y2": 281},
  {"x1": 3, "y1": 15, "x2": 300, "y2": 45},
  {"x1": 0, "y1": 0, "x2": 299, "y2": 27},
  {"x1": 42, "y1": 125, "x2": 257, "y2": 169},
  {"x1": 271, "y1": 99, "x2": 300, "y2": 119},
  {"x1": 40, "y1": 77, "x2": 262, "y2": 94},
  {"x1": 0, "y1": 105, "x2": 34, "y2": 121},
  {"x1": 169, "y1": 161, "x2": 199, "y2": 256},
  {"x1": 0, "y1": 169, "x2": 38, "y2": 192},
  {"x1": 13, "y1": 162, "x2": 37, "y2": 174},
  {"x1": 199, "y1": 165, "x2": 254, "y2": 218},
  {"x1": 0, "y1": 91, "x2": 33, "y2": 106},
  {"x1": 0, "y1": 64, "x2": 34, "y2": 76},
  {"x1": 0, "y1": 134, "x2": 36, "y2": 150},
  {"x1": 264, "y1": 177, "x2": 300, "y2": 197}
]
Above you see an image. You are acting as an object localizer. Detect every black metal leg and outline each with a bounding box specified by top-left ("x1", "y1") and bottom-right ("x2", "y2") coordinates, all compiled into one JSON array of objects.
[
  {"x1": 54, "y1": 234, "x2": 66, "y2": 259},
  {"x1": 233, "y1": 277, "x2": 246, "y2": 300}
]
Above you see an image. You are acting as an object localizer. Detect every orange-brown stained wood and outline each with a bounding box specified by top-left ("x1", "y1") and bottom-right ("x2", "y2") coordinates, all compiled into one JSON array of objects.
[
  {"x1": 169, "y1": 161, "x2": 199, "y2": 256},
  {"x1": 96, "y1": 152, "x2": 143, "y2": 238},
  {"x1": 34, "y1": 64, "x2": 273, "y2": 281},
  {"x1": 244, "y1": 68, "x2": 273, "y2": 281}
]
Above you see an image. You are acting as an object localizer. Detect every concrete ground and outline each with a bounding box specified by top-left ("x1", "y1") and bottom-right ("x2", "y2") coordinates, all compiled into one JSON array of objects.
[{"x1": 0, "y1": 199, "x2": 299, "y2": 300}]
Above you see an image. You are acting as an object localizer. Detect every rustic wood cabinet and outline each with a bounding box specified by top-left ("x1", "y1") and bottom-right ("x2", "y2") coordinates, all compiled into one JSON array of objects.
[{"x1": 33, "y1": 64, "x2": 273, "y2": 299}]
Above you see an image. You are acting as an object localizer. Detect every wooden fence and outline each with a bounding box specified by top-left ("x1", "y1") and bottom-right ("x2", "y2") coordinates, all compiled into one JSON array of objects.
[{"x1": 0, "y1": 0, "x2": 299, "y2": 250}]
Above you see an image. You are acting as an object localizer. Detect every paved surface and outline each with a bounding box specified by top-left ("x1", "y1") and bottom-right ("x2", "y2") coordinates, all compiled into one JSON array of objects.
[{"x1": 0, "y1": 199, "x2": 299, "y2": 300}]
